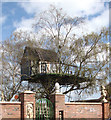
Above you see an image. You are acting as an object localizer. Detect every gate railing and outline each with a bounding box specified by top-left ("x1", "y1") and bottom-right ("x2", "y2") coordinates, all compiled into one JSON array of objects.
[{"x1": 36, "y1": 98, "x2": 54, "y2": 120}]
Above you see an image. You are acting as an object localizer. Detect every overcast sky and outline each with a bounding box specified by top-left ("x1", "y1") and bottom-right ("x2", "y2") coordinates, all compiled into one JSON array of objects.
[{"x1": 0, "y1": 0, "x2": 109, "y2": 41}]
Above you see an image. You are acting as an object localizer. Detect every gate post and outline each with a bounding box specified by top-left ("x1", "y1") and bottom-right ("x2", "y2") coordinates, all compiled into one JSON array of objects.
[
  {"x1": 101, "y1": 85, "x2": 110, "y2": 120},
  {"x1": 50, "y1": 83, "x2": 65, "y2": 120},
  {"x1": 102, "y1": 102, "x2": 110, "y2": 120},
  {"x1": 20, "y1": 90, "x2": 36, "y2": 120}
]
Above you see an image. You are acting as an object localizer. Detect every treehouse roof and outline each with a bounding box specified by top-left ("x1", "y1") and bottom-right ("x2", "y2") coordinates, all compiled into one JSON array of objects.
[{"x1": 23, "y1": 46, "x2": 59, "y2": 62}]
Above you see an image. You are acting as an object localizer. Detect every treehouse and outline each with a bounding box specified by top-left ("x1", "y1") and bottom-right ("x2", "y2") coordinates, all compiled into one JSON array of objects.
[
  {"x1": 21, "y1": 46, "x2": 59, "y2": 75},
  {"x1": 21, "y1": 46, "x2": 87, "y2": 85}
]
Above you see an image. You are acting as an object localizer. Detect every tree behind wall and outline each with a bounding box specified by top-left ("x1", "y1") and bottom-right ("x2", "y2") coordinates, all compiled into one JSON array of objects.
[
  {"x1": 0, "y1": 5, "x2": 109, "y2": 101},
  {"x1": 33, "y1": 5, "x2": 109, "y2": 96},
  {"x1": 0, "y1": 32, "x2": 39, "y2": 101}
]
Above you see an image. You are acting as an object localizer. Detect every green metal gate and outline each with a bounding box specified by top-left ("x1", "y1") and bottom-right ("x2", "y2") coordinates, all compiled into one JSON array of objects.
[{"x1": 36, "y1": 98, "x2": 54, "y2": 120}]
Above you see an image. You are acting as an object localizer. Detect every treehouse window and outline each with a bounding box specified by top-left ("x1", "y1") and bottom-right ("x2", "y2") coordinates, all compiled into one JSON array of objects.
[
  {"x1": 50, "y1": 63, "x2": 59, "y2": 73},
  {"x1": 41, "y1": 63, "x2": 47, "y2": 73},
  {"x1": 31, "y1": 60, "x2": 39, "y2": 75}
]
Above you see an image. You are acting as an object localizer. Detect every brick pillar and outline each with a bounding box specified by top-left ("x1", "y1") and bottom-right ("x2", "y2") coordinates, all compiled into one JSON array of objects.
[
  {"x1": 50, "y1": 93, "x2": 65, "y2": 120},
  {"x1": 102, "y1": 102, "x2": 110, "y2": 120},
  {"x1": 50, "y1": 83, "x2": 65, "y2": 120},
  {"x1": 20, "y1": 90, "x2": 36, "y2": 120}
]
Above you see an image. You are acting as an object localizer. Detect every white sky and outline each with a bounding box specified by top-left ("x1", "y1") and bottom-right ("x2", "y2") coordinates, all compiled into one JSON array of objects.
[{"x1": 12, "y1": 0, "x2": 109, "y2": 35}]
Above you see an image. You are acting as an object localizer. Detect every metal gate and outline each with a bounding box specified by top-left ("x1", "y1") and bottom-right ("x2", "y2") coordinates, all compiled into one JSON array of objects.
[{"x1": 36, "y1": 98, "x2": 54, "y2": 120}]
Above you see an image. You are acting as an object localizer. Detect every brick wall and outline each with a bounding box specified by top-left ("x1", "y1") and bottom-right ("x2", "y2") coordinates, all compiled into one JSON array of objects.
[
  {"x1": 65, "y1": 102, "x2": 102, "y2": 119},
  {"x1": 0, "y1": 91, "x2": 110, "y2": 120},
  {"x1": 0, "y1": 102, "x2": 21, "y2": 120},
  {"x1": 0, "y1": 91, "x2": 36, "y2": 120},
  {"x1": 50, "y1": 93, "x2": 110, "y2": 120}
]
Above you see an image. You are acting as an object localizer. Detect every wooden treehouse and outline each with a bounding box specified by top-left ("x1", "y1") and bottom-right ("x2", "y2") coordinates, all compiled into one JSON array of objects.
[{"x1": 21, "y1": 47, "x2": 87, "y2": 85}]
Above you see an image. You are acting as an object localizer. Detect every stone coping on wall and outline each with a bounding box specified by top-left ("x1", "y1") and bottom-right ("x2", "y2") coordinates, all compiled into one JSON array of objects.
[
  {"x1": 20, "y1": 90, "x2": 36, "y2": 94},
  {"x1": 0, "y1": 101, "x2": 21, "y2": 104},
  {"x1": 65, "y1": 102, "x2": 102, "y2": 105}
]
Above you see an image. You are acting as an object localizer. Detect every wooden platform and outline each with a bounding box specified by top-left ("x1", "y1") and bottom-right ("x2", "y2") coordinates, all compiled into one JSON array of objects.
[{"x1": 22, "y1": 73, "x2": 90, "y2": 85}]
